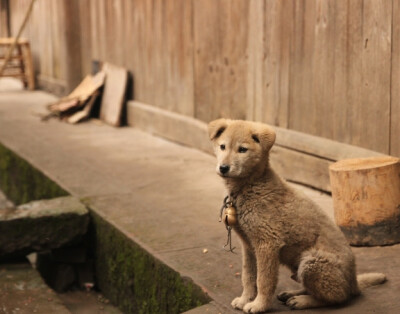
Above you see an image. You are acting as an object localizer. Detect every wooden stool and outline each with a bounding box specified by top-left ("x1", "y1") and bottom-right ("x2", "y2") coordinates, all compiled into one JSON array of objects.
[
  {"x1": 0, "y1": 37, "x2": 35, "y2": 90},
  {"x1": 329, "y1": 156, "x2": 400, "y2": 246}
]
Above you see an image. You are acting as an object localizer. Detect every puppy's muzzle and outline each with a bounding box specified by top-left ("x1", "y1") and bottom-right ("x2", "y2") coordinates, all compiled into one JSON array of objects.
[{"x1": 219, "y1": 164, "x2": 230, "y2": 175}]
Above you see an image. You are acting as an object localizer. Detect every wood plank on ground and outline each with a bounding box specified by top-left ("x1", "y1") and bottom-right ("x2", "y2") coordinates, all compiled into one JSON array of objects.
[{"x1": 99, "y1": 62, "x2": 127, "y2": 127}]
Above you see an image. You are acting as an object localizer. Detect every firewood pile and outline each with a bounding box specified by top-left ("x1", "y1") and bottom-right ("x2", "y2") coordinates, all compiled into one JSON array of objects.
[{"x1": 42, "y1": 62, "x2": 128, "y2": 127}]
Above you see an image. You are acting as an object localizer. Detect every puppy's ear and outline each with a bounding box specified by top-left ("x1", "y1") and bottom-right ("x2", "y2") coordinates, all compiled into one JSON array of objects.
[
  {"x1": 208, "y1": 119, "x2": 229, "y2": 141},
  {"x1": 253, "y1": 123, "x2": 276, "y2": 152}
]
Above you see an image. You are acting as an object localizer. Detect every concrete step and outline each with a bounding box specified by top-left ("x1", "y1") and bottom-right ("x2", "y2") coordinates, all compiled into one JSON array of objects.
[{"x1": 0, "y1": 90, "x2": 399, "y2": 313}]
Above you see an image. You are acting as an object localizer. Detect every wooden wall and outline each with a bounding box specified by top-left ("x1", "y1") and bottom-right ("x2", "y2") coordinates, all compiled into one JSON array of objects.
[
  {"x1": 8, "y1": 0, "x2": 81, "y2": 94},
  {"x1": 7, "y1": 0, "x2": 400, "y2": 156},
  {"x1": 0, "y1": 0, "x2": 10, "y2": 37}
]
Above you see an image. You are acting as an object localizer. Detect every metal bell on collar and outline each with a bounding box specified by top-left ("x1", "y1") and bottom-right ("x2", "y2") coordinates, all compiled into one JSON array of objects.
[{"x1": 224, "y1": 206, "x2": 237, "y2": 226}]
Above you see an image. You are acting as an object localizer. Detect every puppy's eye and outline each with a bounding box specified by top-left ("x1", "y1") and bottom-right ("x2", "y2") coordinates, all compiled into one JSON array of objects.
[
  {"x1": 238, "y1": 146, "x2": 248, "y2": 153},
  {"x1": 220, "y1": 144, "x2": 225, "y2": 150}
]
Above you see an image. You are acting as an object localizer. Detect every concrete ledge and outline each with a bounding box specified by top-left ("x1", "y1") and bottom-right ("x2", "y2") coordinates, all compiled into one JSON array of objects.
[
  {"x1": 0, "y1": 143, "x2": 211, "y2": 313},
  {"x1": 89, "y1": 210, "x2": 210, "y2": 313},
  {"x1": 0, "y1": 196, "x2": 89, "y2": 259},
  {"x1": 0, "y1": 95, "x2": 214, "y2": 312},
  {"x1": 0, "y1": 142, "x2": 69, "y2": 205},
  {"x1": 127, "y1": 101, "x2": 386, "y2": 192}
]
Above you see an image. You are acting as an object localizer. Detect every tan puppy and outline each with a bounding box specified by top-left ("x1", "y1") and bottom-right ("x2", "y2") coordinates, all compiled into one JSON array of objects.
[{"x1": 208, "y1": 119, "x2": 386, "y2": 313}]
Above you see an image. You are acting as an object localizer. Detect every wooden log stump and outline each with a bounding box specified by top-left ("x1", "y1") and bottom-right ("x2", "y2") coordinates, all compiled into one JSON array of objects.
[{"x1": 329, "y1": 156, "x2": 400, "y2": 246}]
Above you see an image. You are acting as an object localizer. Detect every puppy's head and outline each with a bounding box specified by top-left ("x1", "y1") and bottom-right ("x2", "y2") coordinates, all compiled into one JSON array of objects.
[{"x1": 208, "y1": 119, "x2": 276, "y2": 178}]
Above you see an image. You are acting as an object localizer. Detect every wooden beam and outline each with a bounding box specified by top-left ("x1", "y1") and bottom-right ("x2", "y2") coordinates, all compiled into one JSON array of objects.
[
  {"x1": 273, "y1": 127, "x2": 385, "y2": 161},
  {"x1": 127, "y1": 101, "x2": 388, "y2": 193}
]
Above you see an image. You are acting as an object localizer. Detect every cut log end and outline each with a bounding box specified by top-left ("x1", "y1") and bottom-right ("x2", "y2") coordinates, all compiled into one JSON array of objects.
[
  {"x1": 329, "y1": 156, "x2": 400, "y2": 246},
  {"x1": 329, "y1": 156, "x2": 399, "y2": 172}
]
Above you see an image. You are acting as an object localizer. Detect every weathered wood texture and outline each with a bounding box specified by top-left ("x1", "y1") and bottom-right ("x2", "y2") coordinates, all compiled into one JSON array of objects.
[
  {"x1": 127, "y1": 101, "x2": 386, "y2": 192},
  {"x1": 193, "y1": 0, "x2": 249, "y2": 121},
  {"x1": 7, "y1": 0, "x2": 83, "y2": 94},
  {"x1": 392, "y1": 0, "x2": 400, "y2": 157},
  {"x1": 6, "y1": 0, "x2": 400, "y2": 157},
  {"x1": 0, "y1": 0, "x2": 10, "y2": 37},
  {"x1": 78, "y1": 0, "x2": 195, "y2": 116}
]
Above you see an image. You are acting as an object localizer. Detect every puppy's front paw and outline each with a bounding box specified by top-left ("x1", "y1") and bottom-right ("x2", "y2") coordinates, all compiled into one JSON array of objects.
[
  {"x1": 242, "y1": 297, "x2": 269, "y2": 313},
  {"x1": 231, "y1": 296, "x2": 250, "y2": 310}
]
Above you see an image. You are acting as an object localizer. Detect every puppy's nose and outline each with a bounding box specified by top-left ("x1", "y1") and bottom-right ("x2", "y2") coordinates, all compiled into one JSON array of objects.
[{"x1": 219, "y1": 165, "x2": 230, "y2": 174}]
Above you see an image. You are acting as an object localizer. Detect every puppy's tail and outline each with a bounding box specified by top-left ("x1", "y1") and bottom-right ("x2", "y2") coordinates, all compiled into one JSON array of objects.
[{"x1": 357, "y1": 273, "x2": 386, "y2": 290}]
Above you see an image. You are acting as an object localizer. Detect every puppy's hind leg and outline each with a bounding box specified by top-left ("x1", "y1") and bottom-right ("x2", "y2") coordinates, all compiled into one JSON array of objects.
[
  {"x1": 292, "y1": 250, "x2": 353, "y2": 310},
  {"x1": 286, "y1": 295, "x2": 326, "y2": 310},
  {"x1": 277, "y1": 288, "x2": 307, "y2": 302}
]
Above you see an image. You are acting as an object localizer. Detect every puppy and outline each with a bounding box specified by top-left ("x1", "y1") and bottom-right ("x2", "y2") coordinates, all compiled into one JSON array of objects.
[{"x1": 208, "y1": 119, "x2": 386, "y2": 313}]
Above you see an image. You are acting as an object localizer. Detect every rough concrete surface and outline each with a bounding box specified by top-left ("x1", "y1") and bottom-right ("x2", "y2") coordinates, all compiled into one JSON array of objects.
[
  {"x1": 0, "y1": 89, "x2": 400, "y2": 313},
  {"x1": 57, "y1": 290, "x2": 122, "y2": 314},
  {"x1": 0, "y1": 196, "x2": 89, "y2": 259},
  {"x1": 0, "y1": 262, "x2": 70, "y2": 314},
  {"x1": 0, "y1": 260, "x2": 122, "y2": 314}
]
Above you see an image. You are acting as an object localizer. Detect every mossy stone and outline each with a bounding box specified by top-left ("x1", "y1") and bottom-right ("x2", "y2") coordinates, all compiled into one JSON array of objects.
[
  {"x1": 0, "y1": 142, "x2": 68, "y2": 205},
  {"x1": 90, "y1": 212, "x2": 210, "y2": 314}
]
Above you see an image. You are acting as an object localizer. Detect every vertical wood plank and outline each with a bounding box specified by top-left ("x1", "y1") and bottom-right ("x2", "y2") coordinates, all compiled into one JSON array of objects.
[
  {"x1": 331, "y1": 0, "x2": 362, "y2": 145},
  {"x1": 78, "y1": 0, "x2": 92, "y2": 76},
  {"x1": 0, "y1": 0, "x2": 10, "y2": 37},
  {"x1": 391, "y1": 0, "x2": 400, "y2": 156},
  {"x1": 98, "y1": 0, "x2": 107, "y2": 62},
  {"x1": 145, "y1": 0, "x2": 164, "y2": 108},
  {"x1": 288, "y1": 0, "x2": 317, "y2": 134},
  {"x1": 310, "y1": 0, "x2": 335, "y2": 139},
  {"x1": 358, "y1": 0, "x2": 391, "y2": 153},
  {"x1": 42, "y1": 0, "x2": 53, "y2": 79},
  {"x1": 288, "y1": 0, "x2": 391, "y2": 154},
  {"x1": 193, "y1": 0, "x2": 250, "y2": 122},
  {"x1": 162, "y1": 0, "x2": 195, "y2": 116},
  {"x1": 123, "y1": 0, "x2": 136, "y2": 97},
  {"x1": 246, "y1": 0, "x2": 264, "y2": 121},
  {"x1": 90, "y1": 0, "x2": 99, "y2": 61},
  {"x1": 62, "y1": 0, "x2": 82, "y2": 90},
  {"x1": 261, "y1": 0, "x2": 293, "y2": 127},
  {"x1": 52, "y1": 0, "x2": 61, "y2": 79}
]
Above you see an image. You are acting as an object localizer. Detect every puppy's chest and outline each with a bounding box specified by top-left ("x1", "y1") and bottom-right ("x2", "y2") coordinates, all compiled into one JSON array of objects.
[
  {"x1": 233, "y1": 199, "x2": 267, "y2": 235},
  {"x1": 232, "y1": 193, "x2": 285, "y2": 241}
]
